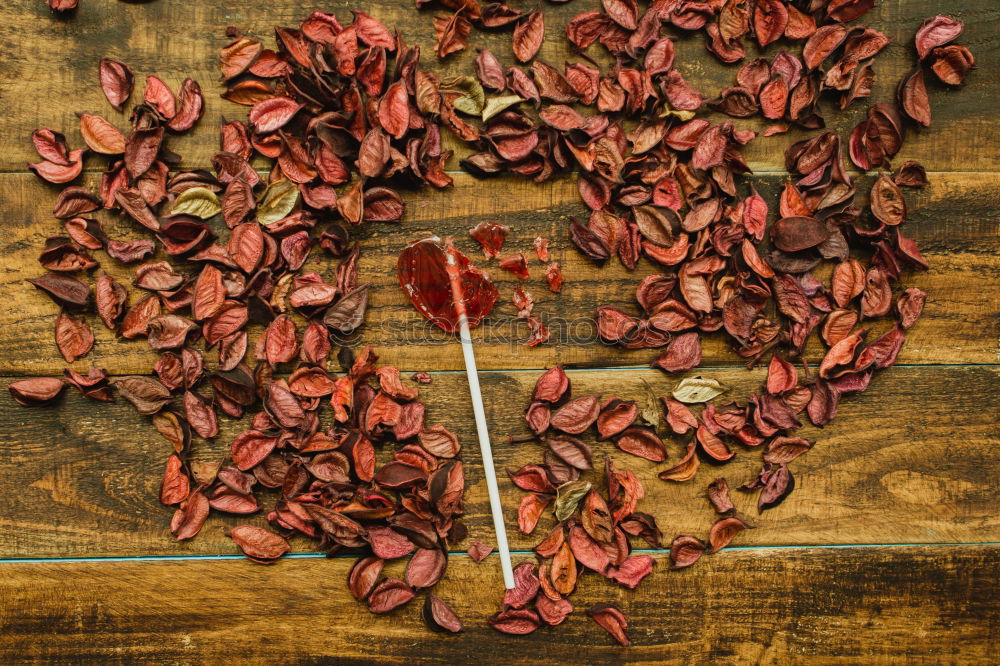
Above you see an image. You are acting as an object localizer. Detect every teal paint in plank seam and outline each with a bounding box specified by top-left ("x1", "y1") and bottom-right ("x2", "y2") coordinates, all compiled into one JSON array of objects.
[{"x1": 1, "y1": 542, "x2": 997, "y2": 564}]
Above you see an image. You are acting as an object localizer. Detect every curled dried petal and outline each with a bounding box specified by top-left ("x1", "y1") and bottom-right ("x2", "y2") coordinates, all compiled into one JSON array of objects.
[
  {"x1": 670, "y1": 534, "x2": 706, "y2": 568},
  {"x1": 586, "y1": 603, "x2": 630, "y2": 646},
  {"x1": 708, "y1": 517, "x2": 747, "y2": 553}
]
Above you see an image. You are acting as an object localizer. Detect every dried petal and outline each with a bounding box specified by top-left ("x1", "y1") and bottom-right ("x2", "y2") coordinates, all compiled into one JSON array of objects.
[{"x1": 586, "y1": 603, "x2": 630, "y2": 646}]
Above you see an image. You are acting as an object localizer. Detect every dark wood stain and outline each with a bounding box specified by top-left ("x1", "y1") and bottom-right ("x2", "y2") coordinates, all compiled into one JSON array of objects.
[{"x1": 0, "y1": 547, "x2": 997, "y2": 663}]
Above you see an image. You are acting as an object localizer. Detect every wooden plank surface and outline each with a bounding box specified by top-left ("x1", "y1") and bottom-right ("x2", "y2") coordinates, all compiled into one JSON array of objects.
[
  {"x1": 1, "y1": 171, "x2": 997, "y2": 376},
  {"x1": 1, "y1": 0, "x2": 998, "y2": 662},
  {"x1": 2, "y1": 364, "x2": 996, "y2": 558},
  {"x1": 0, "y1": 0, "x2": 997, "y2": 173},
  {"x1": 0, "y1": 546, "x2": 996, "y2": 663}
]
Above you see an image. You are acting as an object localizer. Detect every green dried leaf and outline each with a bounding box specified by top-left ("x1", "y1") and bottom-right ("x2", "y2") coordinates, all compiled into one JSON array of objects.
[
  {"x1": 482, "y1": 95, "x2": 525, "y2": 122},
  {"x1": 257, "y1": 179, "x2": 299, "y2": 225},
  {"x1": 658, "y1": 103, "x2": 697, "y2": 121},
  {"x1": 554, "y1": 480, "x2": 592, "y2": 522},
  {"x1": 453, "y1": 95, "x2": 481, "y2": 116},
  {"x1": 672, "y1": 377, "x2": 728, "y2": 404},
  {"x1": 443, "y1": 76, "x2": 485, "y2": 116},
  {"x1": 169, "y1": 187, "x2": 221, "y2": 219}
]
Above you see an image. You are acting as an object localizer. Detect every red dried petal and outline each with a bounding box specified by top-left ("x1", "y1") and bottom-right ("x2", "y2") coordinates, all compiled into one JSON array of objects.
[
  {"x1": 586, "y1": 603, "x2": 630, "y2": 646},
  {"x1": 512, "y1": 11, "x2": 544, "y2": 63}
]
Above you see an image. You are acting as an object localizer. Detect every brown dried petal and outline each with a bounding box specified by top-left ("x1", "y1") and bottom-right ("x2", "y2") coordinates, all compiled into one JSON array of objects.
[
  {"x1": 708, "y1": 516, "x2": 747, "y2": 553},
  {"x1": 489, "y1": 608, "x2": 540, "y2": 635},
  {"x1": 324, "y1": 285, "x2": 369, "y2": 334},
  {"x1": 107, "y1": 239, "x2": 155, "y2": 264},
  {"x1": 536, "y1": 593, "x2": 573, "y2": 626},
  {"x1": 763, "y1": 436, "x2": 813, "y2": 464},
  {"x1": 606, "y1": 554, "x2": 654, "y2": 589},
  {"x1": 658, "y1": 441, "x2": 699, "y2": 482},
  {"x1": 771, "y1": 217, "x2": 829, "y2": 252},
  {"x1": 423, "y1": 594, "x2": 463, "y2": 633},
  {"x1": 368, "y1": 526, "x2": 416, "y2": 560},
  {"x1": 79, "y1": 114, "x2": 125, "y2": 154},
  {"x1": 30, "y1": 273, "x2": 90, "y2": 310},
  {"x1": 169, "y1": 78, "x2": 205, "y2": 132},
  {"x1": 586, "y1": 603, "x2": 630, "y2": 647},
  {"x1": 8, "y1": 377, "x2": 66, "y2": 406},
  {"x1": 99, "y1": 57, "x2": 134, "y2": 111},
  {"x1": 125, "y1": 127, "x2": 164, "y2": 180},
  {"x1": 230, "y1": 430, "x2": 278, "y2": 471},
  {"x1": 507, "y1": 464, "x2": 556, "y2": 494},
  {"x1": 532, "y1": 365, "x2": 569, "y2": 403},
  {"x1": 517, "y1": 493, "x2": 550, "y2": 536},
  {"x1": 581, "y1": 490, "x2": 613, "y2": 544},
  {"x1": 896, "y1": 288, "x2": 927, "y2": 329},
  {"x1": 434, "y1": 12, "x2": 472, "y2": 59},
  {"x1": 475, "y1": 48, "x2": 506, "y2": 91},
  {"x1": 378, "y1": 81, "x2": 410, "y2": 140},
  {"x1": 512, "y1": 11, "x2": 544, "y2": 63},
  {"x1": 54, "y1": 311, "x2": 93, "y2": 362},
  {"x1": 663, "y1": 397, "x2": 698, "y2": 434},
  {"x1": 467, "y1": 540, "x2": 492, "y2": 563},
  {"x1": 170, "y1": 489, "x2": 209, "y2": 540},
  {"x1": 930, "y1": 45, "x2": 975, "y2": 86},
  {"x1": 249, "y1": 97, "x2": 303, "y2": 133},
  {"x1": 697, "y1": 425, "x2": 735, "y2": 462},
  {"x1": 568, "y1": 524, "x2": 610, "y2": 573},
  {"x1": 419, "y1": 424, "x2": 461, "y2": 458},
  {"x1": 915, "y1": 15, "x2": 964, "y2": 60},
  {"x1": 832, "y1": 259, "x2": 866, "y2": 308},
  {"x1": 503, "y1": 561, "x2": 541, "y2": 609},
  {"x1": 861, "y1": 267, "x2": 892, "y2": 317},
  {"x1": 766, "y1": 355, "x2": 798, "y2": 395},
  {"x1": 597, "y1": 400, "x2": 637, "y2": 440},
  {"x1": 614, "y1": 427, "x2": 667, "y2": 463},
  {"x1": 367, "y1": 578, "x2": 415, "y2": 614},
  {"x1": 65, "y1": 367, "x2": 114, "y2": 403},
  {"x1": 405, "y1": 548, "x2": 448, "y2": 589},
  {"x1": 757, "y1": 464, "x2": 795, "y2": 511},
  {"x1": 753, "y1": 0, "x2": 788, "y2": 48},
  {"x1": 550, "y1": 395, "x2": 600, "y2": 434},
  {"x1": 871, "y1": 175, "x2": 906, "y2": 226},
  {"x1": 228, "y1": 525, "x2": 290, "y2": 563},
  {"x1": 669, "y1": 534, "x2": 706, "y2": 568},
  {"x1": 32, "y1": 128, "x2": 72, "y2": 166},
  {"x1": 29, "y1": 149, "x2": 84, "y2": 184},
  {"x1": 184, "y1": 390, "x2": 218, "y2": 439},
  {"x1": 707, "y1": 477, "x2": 735, "y2": 513},
  {"x1": 348, "y1": 557, "x2": 385, "y2": 601},
  {"x1": 652, "y1": 332, "x2": 701, "y2": 373},
  {"x1": 899, "y1": 68, "x2": 931, "y2": 128}
]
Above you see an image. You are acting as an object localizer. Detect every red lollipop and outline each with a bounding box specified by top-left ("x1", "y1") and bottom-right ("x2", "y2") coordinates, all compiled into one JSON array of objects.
[
  {"x1": 397, "y1": 237, "x2": 514, "y2": 589},
  {"x1": 398, "y1": 236, "x2": 499, "y2": 332}
]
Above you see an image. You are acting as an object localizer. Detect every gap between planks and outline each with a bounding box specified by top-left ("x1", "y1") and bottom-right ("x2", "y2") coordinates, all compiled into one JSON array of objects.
[
  {"x1": 4, "y1": 168, "x2": 1000, "y2": 176},
  {"x1": 3, "y1": 362, "x2": 997, "y2": 381},
  {"x1": 2, "y1": 541, "x2": 998, "y2": 564}
]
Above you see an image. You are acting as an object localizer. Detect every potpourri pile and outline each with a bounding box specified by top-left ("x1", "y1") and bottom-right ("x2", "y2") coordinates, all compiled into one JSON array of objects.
[{"x1": 20, "y1": 0, "x2": 974, "y2": 644}]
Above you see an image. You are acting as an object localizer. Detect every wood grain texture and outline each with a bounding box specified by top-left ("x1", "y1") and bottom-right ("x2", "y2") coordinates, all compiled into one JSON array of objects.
[
  {"x1": 0, "y1": 0, "x2": 997, "y2": 173},
  {"x1": 1, "y1": 1, "x2": 998, "y2": 662},
  {"x1": 0, "y1": 546, "x2": 996, "y2": 663},
  {"x1": 2, "y1": 364, "x2": 996, "y2": 558},
  {"x1": 1, "y1": 171, "x2": 997, "y2": 376}
]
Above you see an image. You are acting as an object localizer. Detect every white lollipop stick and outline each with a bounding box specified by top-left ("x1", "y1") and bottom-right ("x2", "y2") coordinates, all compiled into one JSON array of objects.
[
  {"x1": 406, "y1": 237, "x2": 513, "y2": 589},
  {"x1": 458, "y1": 315, "x2": 515, "y2": 590}
]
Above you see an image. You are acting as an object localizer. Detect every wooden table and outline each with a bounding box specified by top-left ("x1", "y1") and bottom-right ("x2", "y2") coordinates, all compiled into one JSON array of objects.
[{"x1": 0, "y1": 0, "x2": 997, "y2": 662}]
